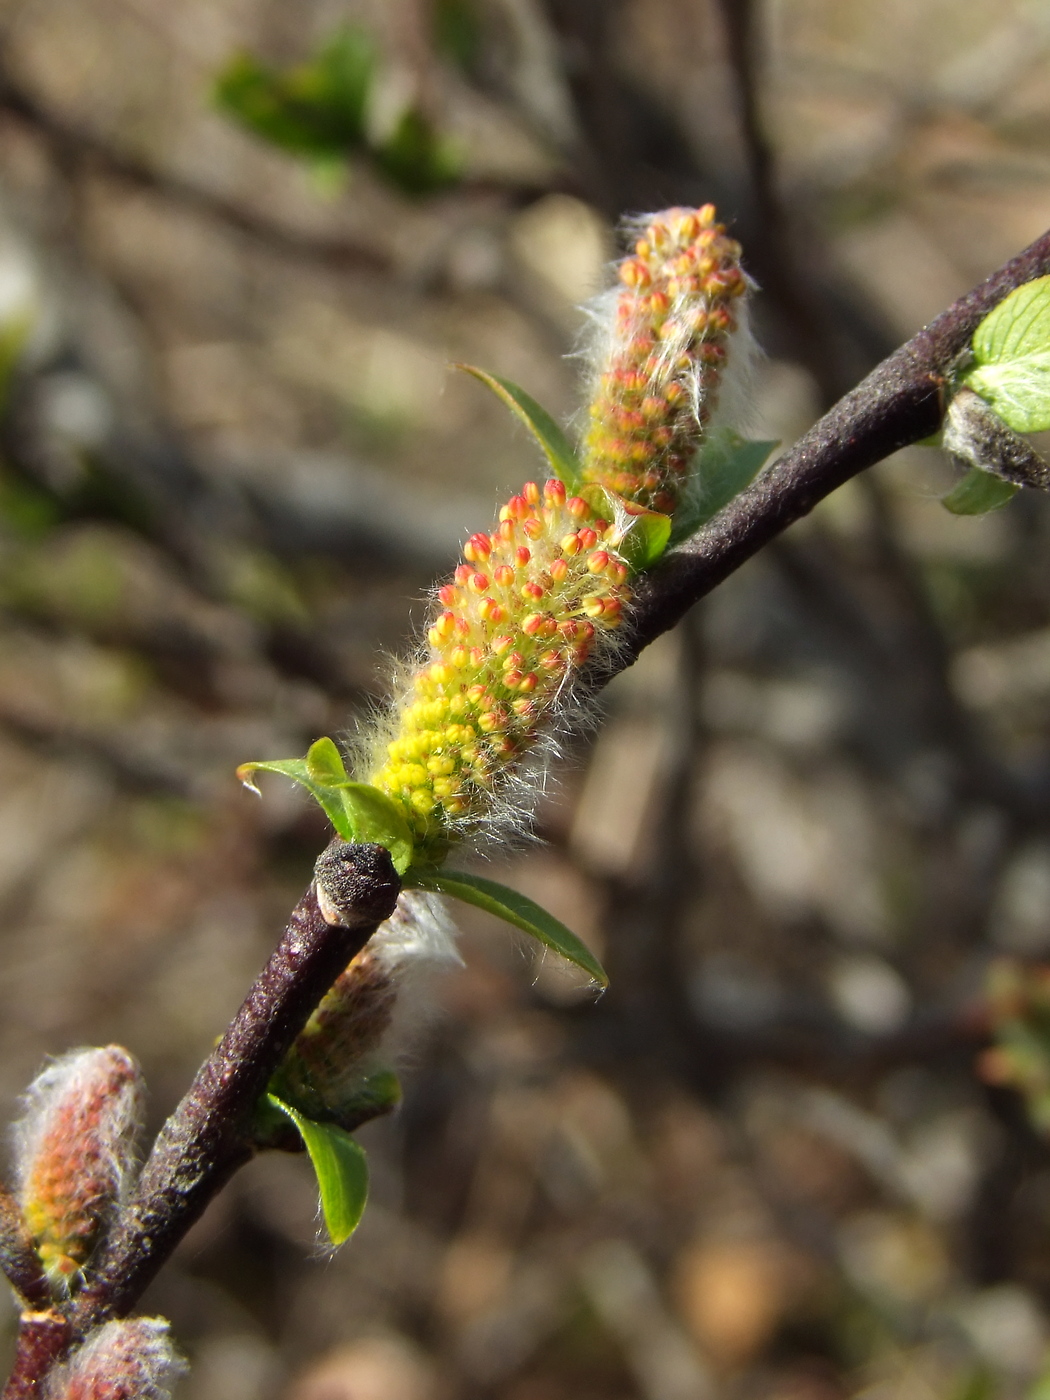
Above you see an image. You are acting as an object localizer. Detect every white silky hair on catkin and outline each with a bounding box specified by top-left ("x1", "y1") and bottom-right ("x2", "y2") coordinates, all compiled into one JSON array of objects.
[
  {"x1": 13, "y1": 1046, "x2": 145, "y2": 1209},
  {"x1": 45, "y1": 1318, "x2": 186, "y2": 1400},
  {"x1": 369, "y1": 890, "x2": 464, "y2": 1066}
]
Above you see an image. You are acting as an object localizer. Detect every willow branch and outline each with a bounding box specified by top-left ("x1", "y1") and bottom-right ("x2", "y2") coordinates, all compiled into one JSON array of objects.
[{"x1": 2, "y1": 841, "x2": 401, "y2": 1400}]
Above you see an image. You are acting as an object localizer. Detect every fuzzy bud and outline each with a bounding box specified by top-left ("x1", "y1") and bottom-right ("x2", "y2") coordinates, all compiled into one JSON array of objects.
[
  {"x1": 45, "y1": 1318, "x2": 185, "y2": 1400},
  {"x1": 581, "y1": 205, "x2": 749, "y2": 512},
  {"x1": 14, "y1": 1047, "x2": 145, "y2": 1290},
  {"x1": 274, "y1": 891, "x2": 460, "y2": 1127}
]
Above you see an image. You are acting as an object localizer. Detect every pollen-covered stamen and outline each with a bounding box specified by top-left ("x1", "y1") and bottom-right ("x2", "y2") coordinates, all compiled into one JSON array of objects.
[{"x1": 581, "y1": 204, "x2": 748, "y2": 513}]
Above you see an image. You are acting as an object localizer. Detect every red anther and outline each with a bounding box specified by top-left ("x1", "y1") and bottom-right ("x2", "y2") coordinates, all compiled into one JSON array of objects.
[
  {"x1": 559, "y1": 619, "x2": 579, "y2": 638},
  {"x1": 539, "y1": 649, "x2": 562, "y2": 670},
  {"x1": 438, "y1": 585, "x2": 456, "y2": 606},
  {"x1": 516, "y1": 546, "x2": 531, "y2": 566},
  {"x1": 579, "y1": 621, "x2": 596, "y2": 641},
  {"x1": 466, "y1": 685, "x2": 487, "y2": 702},
  {"x1": 588, "y1": 551, "x2": 611, "y2": 573},
  {"x1": 494, "y1": 564, "x2": 515, "y2": 587},
  {"x1": 578, "y1": 528, "x2": 598, "y2": 549},
  {"x1": 501, "y1": 495, "x2": 527, "y2": 520},
  {"x1": 491, "y1": 635, "x2": 514, "y2": 654},
  {"x1": 567, "y1": 496, "x2": 590, "y2": 519},
  {"x1": 518, "y1": 673, "x2": 538, "y2": 693},
  {"x1": 455, "y1": 564, "x2": 473, "y2": 585},
  {"x1": 503, "y1": 670, "x2": 523, "y2": 688},
  {"x1": 464, "y1": 532, "x2": 492, "y2": 561},
  {"x1": 522, "y1": 517, "x2": 543, "y2": 540},
  {"x1": 470, "y1": 647, "x2": 486, "y2": 666},
  {"x1": 521, "y1": 581, "x2": 544, "y2": 601},
  {"x1": 523, "y1": 481, "x2": 541, "y2": 504},
  {"x1": 498, "y1": 519, "x2": 515, "y2": 542},
  {"x1": 560, "y1": 533, "x2": 581, "y2": 556},
  {"x1": 549, "y1": 558, "x2": 569, "y2": 582},
  {"x1": 455, "y1": 615, "x2": 471, "y2": 636},
  {"x1": 469, "y1": 572, "x2": 489, "y2": 593},
  {"x1": 593, "y1": 519, "x2": 609, "y2": 534},
  {"x1": 544, "y1": 479, "x2": 566, "y2": 505},
  {"x1": 521, "y1": 613, "x2": 544, "y2": 635}
]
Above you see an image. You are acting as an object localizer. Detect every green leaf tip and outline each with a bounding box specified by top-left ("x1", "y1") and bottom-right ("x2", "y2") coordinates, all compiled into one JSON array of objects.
[
  {"x1": 237, "y1": 741, "x2": 414, "y2": 873},
  {"x1": 405, "y1": 866, "x2": 608, "y2": 987},
  {"x1": 266, "y1": 1095, "x2": 368, "y2": 1246},
  {"x1": 942, "y1": 467, "x2": 1019, "y2": 516},
  {"x1": 964, "y1": 275, "x2": 1050, "y2": 433},
  {"x1": 457, "y1": 365, "x2": 582, "y2": 490}
]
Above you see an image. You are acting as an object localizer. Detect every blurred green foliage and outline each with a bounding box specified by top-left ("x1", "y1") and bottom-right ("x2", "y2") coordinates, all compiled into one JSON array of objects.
[
  {"x1": 214, "y1": 26, "x2": 461, "y2": 197},
  {"x1": 433, "y1": 0, "x2": 483, "y2": 72}
]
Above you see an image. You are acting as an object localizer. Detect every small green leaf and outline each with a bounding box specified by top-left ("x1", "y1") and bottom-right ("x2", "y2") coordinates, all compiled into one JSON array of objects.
[
  {"x1": 405, "y1": 867, "x2": 608, "y2": 986},
  {"x1": 266, "y1": 1094, "x2": 368, "y2": 1246},
  {"x1": 237, "y1": 755, "x2": 352, "y2": 835},
  {"x1": 306, "y1": 736, "x2": 349, "y2": 784},
  {"x1": 337, "y1": 783, "x2": 415, "y2": 874},
  {"x1": 457, "y1": 366, "x2": 582, "y2": 489},
  {"x1": 973, "y1": 275, "x2": 1050, "y2": 365},
  {"x1": 942, "y1": 467, "x2": 1020, "y2": 515},
  {"x1": 670, "y1": 431, "x2": 778, "y2": 545},
  {"x1": 964, "y1": 276, "x2": 1050, "y2": 432},
  {"x1": 963, "y1": 358, "x2": 1050, "y2": 433},
  {"x1": 238, "y1": 747, "x2": 414, "y2": 873}
]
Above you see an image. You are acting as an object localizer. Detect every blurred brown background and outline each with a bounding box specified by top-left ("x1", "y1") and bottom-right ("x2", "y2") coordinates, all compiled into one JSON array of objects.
[{"x1": 1, "y1": 1, "x2": 1050, "y2": 1398}]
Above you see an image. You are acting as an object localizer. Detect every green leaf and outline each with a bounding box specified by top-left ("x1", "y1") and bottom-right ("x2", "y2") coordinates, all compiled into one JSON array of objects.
[
  {"x1": 237, "y1": 745, "x2": 415, "y2": 873},
  {"x1": 942, "y1": 467, "x2": 1020, "y2": 515},
  {"x1": 214, "y1": 28, "x2": 375, "y2": 159},
  {"x1": 266, "y1": 1095, "x2": 368, "y2": 1246},
  {"x1": 336, "y1": 783, "x2": 415, "y2": 873},
  {"x1": 964, "y1": 276, "x2": 1050, "y2": 432},
  {"x1": 670, "y1": 430, "x2": 778, "y2": 545},
  {"x1": 607, "y1": 502, "x2": 672, "y2": 571},
  {"x1": 306, "y1": 735, "x2": 349, "y2": 784},
  {"x1": 457, "y1": 366, "x2": 582, "y2": 489},
  {"x1": 973, "y1": 275, "x2": 1050, "y2": 365},
  {"x1": 405, "y1": 867, "x2": 608, "y2": 986},
  {"x1": 963, "y1": 357, "x2": 1050, "y2": 433}
]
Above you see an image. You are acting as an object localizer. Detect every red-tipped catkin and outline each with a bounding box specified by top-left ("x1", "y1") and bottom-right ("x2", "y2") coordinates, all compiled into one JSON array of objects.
[
  {"x1": 581, "y1": 204, "x2": 749, "y2": 512},
  {"x1": 14, "y1": 1047, "x2": 145, "y2": 1289},
  {"x1": 45, "y1": 1318, "x2": 185, "y2": 1400},
  {"x1": 370, "y1": 480, "x2": 630, "y2": 847}
]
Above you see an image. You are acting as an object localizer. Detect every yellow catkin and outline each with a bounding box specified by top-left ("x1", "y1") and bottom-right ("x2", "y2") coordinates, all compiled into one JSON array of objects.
[{"x1": 370, "y1": 479, "x2": 629, "y2": 848}]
